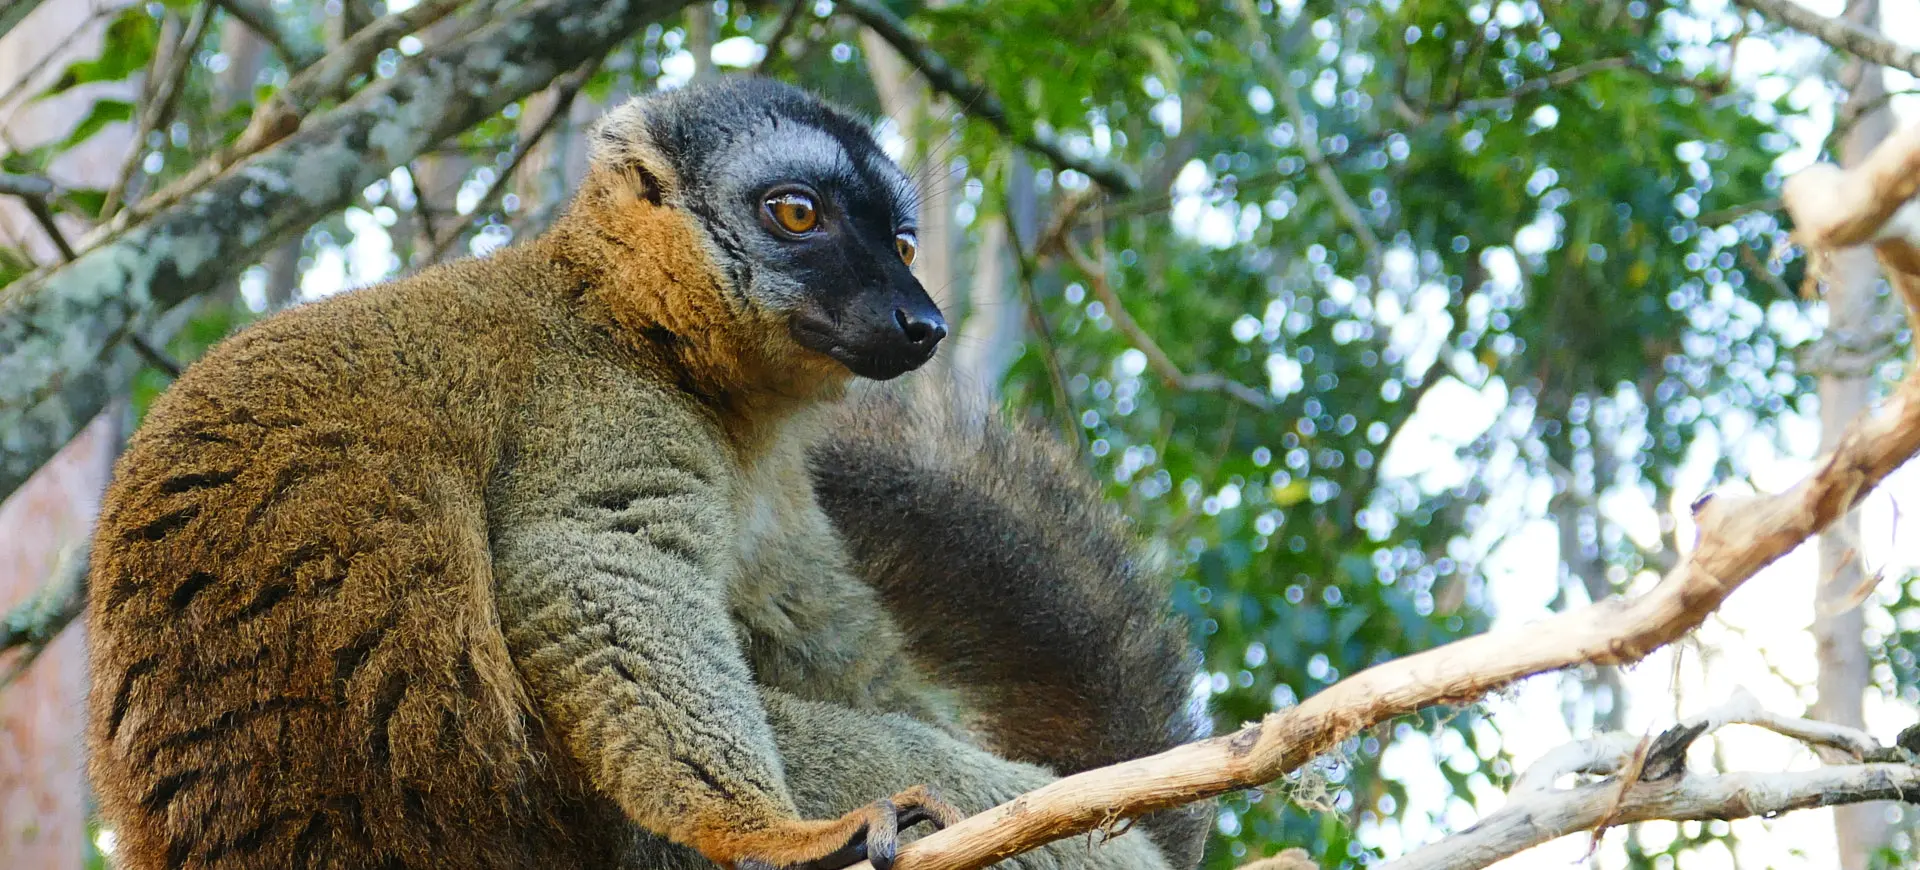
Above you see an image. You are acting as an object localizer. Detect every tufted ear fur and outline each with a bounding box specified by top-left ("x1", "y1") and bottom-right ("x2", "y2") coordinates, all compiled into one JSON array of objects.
[{"x1": 587, "y1": 97, "x2": 679, "y2": 207}]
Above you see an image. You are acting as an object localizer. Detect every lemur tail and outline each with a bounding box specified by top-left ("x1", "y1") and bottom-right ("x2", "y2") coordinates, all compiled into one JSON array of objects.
[{"x1": 808, "y1": 380, "x2": 1214, "y2": 866}]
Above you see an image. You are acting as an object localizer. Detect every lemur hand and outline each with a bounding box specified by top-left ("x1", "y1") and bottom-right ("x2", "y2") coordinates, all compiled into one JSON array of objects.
[{"x1": 730, "y1": 786, "x2": 963, "y2": 870}]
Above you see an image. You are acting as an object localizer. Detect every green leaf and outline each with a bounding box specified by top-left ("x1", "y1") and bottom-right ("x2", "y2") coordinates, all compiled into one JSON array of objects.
[
  {"x1": 53, "y1": 188, "x2": 108, "y2": 219},
  {"x1": 0, "y1": 246, "x2": 32, "y2": 289},
  {"x1": 55, "y1": 100, "x2": 135, "y2": 151},
  {"x1": 36, "y1": 6, "x2": 158, "y2": 100}
]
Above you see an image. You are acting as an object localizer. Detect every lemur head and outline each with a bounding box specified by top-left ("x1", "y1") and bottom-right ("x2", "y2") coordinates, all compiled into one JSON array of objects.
[{"x1": 571, "y1": 78, "x2": 944, "y2": 389}]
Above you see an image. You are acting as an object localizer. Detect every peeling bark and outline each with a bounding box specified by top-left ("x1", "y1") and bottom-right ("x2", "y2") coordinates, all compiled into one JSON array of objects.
[{"x1": 0, "y1": 0, "x2": 696, "y2": 502}]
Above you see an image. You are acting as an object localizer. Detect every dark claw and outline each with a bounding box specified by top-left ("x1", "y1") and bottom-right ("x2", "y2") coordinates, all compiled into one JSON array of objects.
[
  {"x1": 778, "y1": 792, "x2": 958, "y2": 870},
  {"x1": 743, "y1": 789, "x2": 959, "y2": 870},
  {"x1": 809, "y1": 831, "x2": 873, "y2": 870}
]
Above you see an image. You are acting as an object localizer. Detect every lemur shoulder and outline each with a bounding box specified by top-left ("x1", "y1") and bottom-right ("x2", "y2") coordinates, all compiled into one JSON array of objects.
[{"x1": 86, "y1": 78, "x2": 1211, "y2": 870}]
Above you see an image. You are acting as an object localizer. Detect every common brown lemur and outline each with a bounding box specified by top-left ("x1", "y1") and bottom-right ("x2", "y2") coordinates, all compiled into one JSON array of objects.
[{"x1": 87, "y1": 78, "x2": 1211, "y2": 870}]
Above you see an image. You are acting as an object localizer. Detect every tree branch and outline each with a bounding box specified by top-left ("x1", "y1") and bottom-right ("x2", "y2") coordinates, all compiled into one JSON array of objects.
[
  {"x1": 0, "y1": 0, "x2": 699, "y2": 504},
  {"x1": 1244, "y1": 6, "x2": 1383, "y2": 264},
  {"x1": 1382, "y1": 689, "x2": 1917, "y2": 869},
  {"x1": 101, "y1": 1, "x2": 215, "y2": 222},
  {"x1": 1733, "y1": 0, "x2": 1920, "y2": 79},
  {"x1": 210, "y1": 0, "x2": 324, "y2": 69},
  {"x1": 838, "y1": 0, "x2": 1141, "y2": 194},
  {"x1": 119, "y1": 0, "x2": 470, "y2": 231},
  {"x1": 1004, "y1": 204, "x2": 1084, "y2": 453},
  {"x1": 0, "y1": 172, "x2": 75, "y2": 261},
  {"x1": 1785, "y1": 123, "x2": 1920, "y2": 250},
  {"x1": 0, "y1": 0, "x2": 48, "y2": 45},
  {"x1": 1784, "y1": 122, "x2": 1920, "y2": 329},
  {"x1": 752, "y1": 0, "x2": 809, "y2": 76},
  {"x1": 1060, "y1": 235, "x2": 1271, "y2": 411},
  {"x1": 0, "y1": 546, "x2": 86, "y2": 687},
  {"x1": 429, "y1": 57, "x2": 599, "y2": 262},
  {"x1": 850, "y1": 358, "x2": 1920, "y2": 870}
]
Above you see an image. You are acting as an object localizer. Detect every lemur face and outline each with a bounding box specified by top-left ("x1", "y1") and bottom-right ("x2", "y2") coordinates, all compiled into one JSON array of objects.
[{"x1": 595, "y1": 79, "x2": 946, "y2": 381}]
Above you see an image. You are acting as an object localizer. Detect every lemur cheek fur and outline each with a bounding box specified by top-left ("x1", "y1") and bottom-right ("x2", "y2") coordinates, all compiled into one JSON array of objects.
[{"x1": 85, "y1": 77, "x2": 1204, "y2": 870}]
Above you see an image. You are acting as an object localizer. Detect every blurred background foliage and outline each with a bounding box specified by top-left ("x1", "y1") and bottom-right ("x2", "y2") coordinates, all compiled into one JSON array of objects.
[{"x1": 3, "y1": 0, "x2": 1916, "y2": 867}]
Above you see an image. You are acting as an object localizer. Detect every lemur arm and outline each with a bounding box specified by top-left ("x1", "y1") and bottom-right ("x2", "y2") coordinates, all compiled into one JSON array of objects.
[
  {"x1": 808, "y1": 383, "x2": 1215, "y2": 867},
  {"x1": 762, "y1": 689, "x2": 1174, "y2": 870},
  {"x1": 489, "y1": 398, "x2": 949, "y2": 870}
]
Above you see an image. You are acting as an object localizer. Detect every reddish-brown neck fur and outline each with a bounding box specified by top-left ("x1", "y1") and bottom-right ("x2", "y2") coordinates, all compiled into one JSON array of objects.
[{"x1": 542, "y1": 165, "x2": 850, "y2": 451}]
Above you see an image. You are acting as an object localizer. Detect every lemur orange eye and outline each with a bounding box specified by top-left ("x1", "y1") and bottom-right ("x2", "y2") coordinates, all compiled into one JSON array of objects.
[
  {"x1": 895, "y1": 232, "x2": 917, "y2": 266},
  {"x1": 765, "y1": 192, "x2": 819, "y2": 235}
]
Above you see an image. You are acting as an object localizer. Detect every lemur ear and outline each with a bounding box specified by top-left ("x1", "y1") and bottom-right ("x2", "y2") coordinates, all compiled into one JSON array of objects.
[{"x1": 588, "y1": 97, "x2": 679, "y2": 207}]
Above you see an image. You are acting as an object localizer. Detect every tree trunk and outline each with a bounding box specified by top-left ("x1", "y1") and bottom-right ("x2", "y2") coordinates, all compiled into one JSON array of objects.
[{"x1": 1815, "y1": 3, "x2": 1894, "y2": 867}]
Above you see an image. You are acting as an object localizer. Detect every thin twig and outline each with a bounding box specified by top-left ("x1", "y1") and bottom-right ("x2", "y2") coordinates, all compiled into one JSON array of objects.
[
  {"x1": 0, "y1": 172, "x2": 75, "y2": 261},
  {"x1": 838, "y1": 0, "x2": 1141, "y2": 194},
  {"x1": 406, "y1": 162, "x2": 440, "y2": 265},
  {"x1": 128, "y1": 332, "x2": 183, "y2": 378},
  {"x1": 118, "y1": 0, "x2": 469, "y2": 232},
  {"x1": 430, "y1": 58, "x2": 599, "y2": 262},
  {"x1": 20, "y1": 196, "x2": 74, "y2": 261},
  {"x1": 102, "y1": 1, "x2": 214, "y2": 222},
  {"x1": 1003, "y1": 205, "x2": 1083, "y2": 453},
  {"x1": 0, "y1": 0, "x2": 52, "y2": 45},
  {"x1": 1734, "y1": 0, "x2": 1920, "y2": 79},
  {"x1": 754, "y1": 0, "x2": 810, "y2": 76},
  {"x1": 1242, "y1": 4, "x2": 1382, "y2": 264},
  {"x1": 210, "y1": 0, "x2": 323, "y2": 69},
  {"x1": 0, "y1": 3, "x2": 116, "y2": 110},
  {"x1": 1061, "y1": 235, "x2": 1271, "y2": 411},
  {"x1": 1383, "y1": 688, "x2": 1912, "y2": 870},
  {"x1": 1452, "y1": 56, "x2": 1634, "y2": 114}
]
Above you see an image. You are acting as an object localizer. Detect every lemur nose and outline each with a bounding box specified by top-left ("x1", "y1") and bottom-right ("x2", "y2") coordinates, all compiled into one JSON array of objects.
[{"x1": 893, "y1": 308, "x2": 948, "y2": 348}]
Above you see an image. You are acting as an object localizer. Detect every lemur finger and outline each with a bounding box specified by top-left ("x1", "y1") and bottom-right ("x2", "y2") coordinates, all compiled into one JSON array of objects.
[
  {"x1": 857, "y1": 798, "x2": 902, "y2": 870},
  {"x1": 887, "y1": 784, "x2": 964, "y2": 830},
  {"x1": 803, "y1": 830, "x2": 873, "y2": 870}
]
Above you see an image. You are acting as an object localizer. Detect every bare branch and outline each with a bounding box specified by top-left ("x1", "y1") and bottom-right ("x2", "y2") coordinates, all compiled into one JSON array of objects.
[
  {"x1": 1061, "y1": 236, "x2": 1271, "y2": 411},
  {"x1": 1004, "y1": 205, "x2": 1084, "y2": 453},
  {"x1": 848, "y1": 360, "x2": 1920, "y2": 870},
  {"x1": 753, "y1": 0, "x2": 809, "y2": 76},
  {"x1": 1387, "y1": 764, "x2": 1920, "y2": 870},
  {"x1": 19, "y1": 195, "x2": 74, "y2": 262},
  {"x1": 121, "y1": 0, "x2": 470, "y2": 230},
  {"x1": 0, "y1": 172, "x2": 53, "y2": 200},
  {"x1": 1239, "y1": 4, "x2": 1382, "y2": 264},
  {"x1": 0, "y1": 0, "x2": 48, "y2": 44},
  {"x1": 1733, "y1": 0, "x2": 1920, "y2": 79},
  {"x1": 0, "y1": 545, "x2": 86, "y2": 687},
  {"x1": 102, "y1": 1, "x2": 215, "y2": 222},
  {"x1": 1237, "y1": 850, "x2": 1319, "y2": 870},
  {"x1": 838, "y1": 0, "x2": 1141, "y2": 194},
  {"x1": 1452, "y1": 56, "x2": 1634, "y2": 113},
  {"x1": 1782, "y1": 121, "x2": 1920, "y2": 333},
  {"x1": 1383, "y1": 689, "x2": 1915, "y2": 870},
  {"x1": 0, "y1": 0, "x2": 699, "y2": 504},
  {"x1": 430, "y1": 58, "x2": 600, "y2": 262},
  {"x1": 0, "y1": 172, "x2": 75, "y2": 261},
  {"x1": 210, "y1": 0, "x2": 324, "y2": 69},
  {"x1": 1784, "y1": 123, "x2": 1920, "y2": 250}
]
